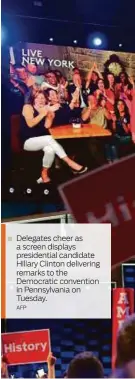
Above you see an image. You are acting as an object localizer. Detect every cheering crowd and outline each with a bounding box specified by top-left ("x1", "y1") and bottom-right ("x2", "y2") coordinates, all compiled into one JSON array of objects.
[
  {"x1": 10, "y1": 59, "x2": 135, "y2": 183},
  {"x1": 1, "y1": 314, "x2": 135, "y2": 378}
]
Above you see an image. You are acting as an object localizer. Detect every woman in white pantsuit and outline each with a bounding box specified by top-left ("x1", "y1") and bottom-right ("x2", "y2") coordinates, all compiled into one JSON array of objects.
[{"x1": 22, "y1": 91, "x2": 87, "y2": 182}]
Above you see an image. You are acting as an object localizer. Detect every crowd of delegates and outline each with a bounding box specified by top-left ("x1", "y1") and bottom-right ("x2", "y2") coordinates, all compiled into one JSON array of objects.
[
  {"x1": 10, "y1": 60, "x2": 135, "y2": 182},
  {"x1": 1, "y1": 314, "x2": 135, "y2": 378}
]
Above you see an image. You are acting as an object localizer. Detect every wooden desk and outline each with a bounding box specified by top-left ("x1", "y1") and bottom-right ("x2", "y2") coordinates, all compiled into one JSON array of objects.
[{"x1": 50, "y1": 124, "x2": 111, "y2": 139}]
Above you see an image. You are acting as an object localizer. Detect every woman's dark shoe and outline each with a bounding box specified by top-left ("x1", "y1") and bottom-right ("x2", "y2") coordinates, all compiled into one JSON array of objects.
[{"x1": 72, "y1": 166, "x2": 88, "y2": 175}]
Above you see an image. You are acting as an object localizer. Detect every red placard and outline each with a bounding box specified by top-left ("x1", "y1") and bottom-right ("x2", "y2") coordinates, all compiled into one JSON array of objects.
[
  {"x1": 1, "y1": 329, "x2": 51, "y2": 365},
  {"x1": 112, "y1": 288, "x2": 134, "y2": 369},
  {"x1": 59, "y1": 155, "x2": 135, "y2": 268}
]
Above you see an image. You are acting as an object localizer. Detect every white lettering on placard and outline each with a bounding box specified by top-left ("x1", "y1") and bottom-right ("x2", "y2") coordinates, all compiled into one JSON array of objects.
[
  {"x1": 4, "y1": 342, "x2": 47, "y2": 353},
  {"x1": 87, "y1": 197, "x2": 133, "y2": 227},
  {"x1": 21, "y1": 49, "x2": 75, "y2": 68},
  {"x1": 116, "y1": 306, "x2": 130, "y2": 318},
  {"x1": 117, "y1": 292, "x2": 129, "y2": 305},
  {"x1": 117, "y1": 319, "x2": 125, "y2": 328},
  {"x1": 87, "y1": 203, "x2": 119, "y2": 226}
]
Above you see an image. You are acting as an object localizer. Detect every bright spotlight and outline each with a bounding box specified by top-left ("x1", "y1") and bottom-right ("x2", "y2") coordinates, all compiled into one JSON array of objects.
[
  {"x1": 87, "y1": 32, "x2": 107, "y2": 49},
  {"x1": 119, "y1": 43, "x2": 122, "y2": 47},
  {"x1": 9, "y1": 187, "x2": 14, "y2": 193},
  {"x1": 73, "y1": 40, "x2": 78, "y2": 44},
  {"x1": 93, "y1": 37, "x2": 102, "y2": 46},
  {"x1": 44, "y1": 189, "x2": 49, "y2": 195},
  {"x1": 49, "y1": 38, "x2": 54, "y2": 42},
  {"x1": 26, "y1": 188, "x2": 32, "y2": 194}
]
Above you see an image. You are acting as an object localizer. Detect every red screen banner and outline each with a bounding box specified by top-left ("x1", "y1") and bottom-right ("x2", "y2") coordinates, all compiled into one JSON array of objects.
[
  {"x1": 59, "y1": 155, "x2": 135, "y2": 268},
  {"x1": 112, "y1": 288, "x2": 135, "y2": 369},
  {"x1": 1, "y1": 329, "x2": 51, "y2": 365}
]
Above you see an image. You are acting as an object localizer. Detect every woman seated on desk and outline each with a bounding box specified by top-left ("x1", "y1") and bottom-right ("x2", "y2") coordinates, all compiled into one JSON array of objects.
[
  {"x1": 22, "y1": 91, "x2": 87, "y2": 183},
  {"x1": 82, "y1": 94, "x2": 111, "y2": 127},
  {"x1": 45, "y1": 88, "x2": 83, "y2": 126}
]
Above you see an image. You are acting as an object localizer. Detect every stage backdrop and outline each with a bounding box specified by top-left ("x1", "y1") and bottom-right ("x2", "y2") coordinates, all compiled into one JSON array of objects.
[
  {"x1": 10, "y1": 43, "x2": 135, "y2": 79},
  {"x1": 6, "y1": 43, "x2": 135, "y2": 205}
]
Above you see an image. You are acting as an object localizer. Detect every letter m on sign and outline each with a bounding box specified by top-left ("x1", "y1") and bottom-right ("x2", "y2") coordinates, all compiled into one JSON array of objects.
[{"x1": 116, "y1": 306, "x2": 130, "y2": 318}]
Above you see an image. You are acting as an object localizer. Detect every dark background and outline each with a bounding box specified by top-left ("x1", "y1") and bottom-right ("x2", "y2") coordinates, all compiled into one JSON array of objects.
[{"x1": 1, "y1": 0, "x2": 135, "y2": 50}]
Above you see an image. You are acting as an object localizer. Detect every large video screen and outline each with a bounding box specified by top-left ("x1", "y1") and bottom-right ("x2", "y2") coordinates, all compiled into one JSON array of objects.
[{"x1": 7, "y1": 43, "x2": 135, "y2": 203}]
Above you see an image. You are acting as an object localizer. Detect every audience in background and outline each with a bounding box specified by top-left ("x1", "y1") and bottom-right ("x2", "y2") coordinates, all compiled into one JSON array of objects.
[
  {"x1": 104, "y1": 73, "x2": 115, "y2": 113},
  {"x1": 67, "y1": 351, "x2": 104, "y2": 378},
  {"x1": 115, "y1": 314, "x2": 135, "y2": 368},
  {"x1": 26, "y1": 62, "x2": 45, "y2": 86},
  {"x1": 10, "y1": 58, "x2": 135, "y2": 172},
  {"x1": 1, "y1": 356, "x2": 8, "y2": 378},
  {"x1": 86, "y1": 62, "x2": 102, "y2": 94},
  {"x1": 46, "y1": 88, "x2": 82, "y2": 126},
  {"x1": 111, "y1": 361, "x2": 135, "y2": 378},
  {"x1": 82, "y1": 94, "x2": 111, "y2": 128},
  {"x1": 95, "y1": 78, "x2": 115, "y2": 112},
  {"x1": 41, "y1": 70, "x2": 59, "y2": 91},
  {"x1": 10, "y1": 61, "x2": 134, "y2": 132},
  {"x1": 113, "y1": 99, "x2": 131, "y2": 137},
  {"x1": 68, "y1": 72, "x2": 87, "y2": 107}
]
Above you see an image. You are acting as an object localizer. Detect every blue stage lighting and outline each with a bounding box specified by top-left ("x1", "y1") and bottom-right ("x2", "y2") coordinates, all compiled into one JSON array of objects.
[
  {"x1": 87, "y1": 32, "x2": 108, "y2": 49},
  {"x1": 1, "y1": 26, "x2": 8, "y2": 45},
  {"x1": 93, "y1": 37, "x2": 102, "y2": 46}
]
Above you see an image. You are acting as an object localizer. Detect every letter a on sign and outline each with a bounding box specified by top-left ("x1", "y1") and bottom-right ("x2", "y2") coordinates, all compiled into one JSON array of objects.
[{"x1": 117, "y1": 292, "x2": 129, "y2": 305}]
